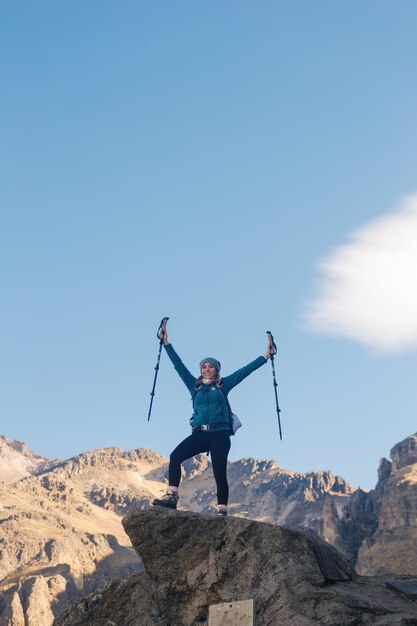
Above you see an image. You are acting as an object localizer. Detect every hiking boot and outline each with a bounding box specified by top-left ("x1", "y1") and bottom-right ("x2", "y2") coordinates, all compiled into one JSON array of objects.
[
  {"x1": 217, "y1": 507, "x2": 227, "y2": 517},
  {"x1": 152, "y1": 490, "x2": 179, "y2": 510}
]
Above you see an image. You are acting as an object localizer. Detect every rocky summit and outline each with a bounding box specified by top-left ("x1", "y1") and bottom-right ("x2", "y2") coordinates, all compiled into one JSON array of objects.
[
  {"x1": 56, "y1": 507, "x2": 417, "y2": 626},
  {"x1": 0, "y1": 435, "x2": 56, "y2": 484},
  {"x1": 0, "y1": 435, "x2": 360, "y2": 626},
  {"x1": 3, "y1": 432, "x2": 417, "y2": 624}
]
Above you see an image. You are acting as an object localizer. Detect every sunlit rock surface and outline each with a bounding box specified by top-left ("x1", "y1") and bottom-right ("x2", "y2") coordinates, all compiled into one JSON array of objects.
[{"x1": 56, "y1": 508, "x2": 417, "y2": 626}]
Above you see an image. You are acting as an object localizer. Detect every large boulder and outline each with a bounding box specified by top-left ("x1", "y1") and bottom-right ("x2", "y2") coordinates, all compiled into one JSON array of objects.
[{"x1": 55, "y1": 507, "x2": 417, "y2": 625}]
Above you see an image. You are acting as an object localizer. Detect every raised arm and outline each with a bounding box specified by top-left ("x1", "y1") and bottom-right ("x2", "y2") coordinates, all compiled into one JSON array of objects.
[
  {"x1": 222, "y1": 335, "x2": 277, "y2": 393},
  {"x1": 158, "y1": 320, "x2": 196, "y2": 394}
]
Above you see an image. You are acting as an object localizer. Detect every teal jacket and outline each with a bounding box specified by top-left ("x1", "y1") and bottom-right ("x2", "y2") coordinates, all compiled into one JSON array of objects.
[{"x1": 164, "y1": 343, "x2": 267, "y2": 431}]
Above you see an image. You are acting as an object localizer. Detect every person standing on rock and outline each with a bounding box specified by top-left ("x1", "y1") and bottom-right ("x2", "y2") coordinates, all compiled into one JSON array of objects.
[{"x1": 152, "y1": 319, "x2": 276, "y2": 516}]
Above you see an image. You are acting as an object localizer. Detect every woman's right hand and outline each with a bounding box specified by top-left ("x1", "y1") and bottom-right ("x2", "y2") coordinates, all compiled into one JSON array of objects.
[
  {"x1": 158, "y1": 318, "x2": 170, "y2": 345},
  {"x1": 264, "y1": 332, "x2": 277, "y2": 360}
]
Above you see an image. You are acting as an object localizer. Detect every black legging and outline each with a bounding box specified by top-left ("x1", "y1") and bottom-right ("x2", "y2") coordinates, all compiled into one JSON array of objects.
[{"x1": 169, "y1": 430, "x2": 231, "y2": 505}]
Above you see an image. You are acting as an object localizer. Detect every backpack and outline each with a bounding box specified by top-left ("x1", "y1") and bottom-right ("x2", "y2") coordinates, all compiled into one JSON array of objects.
[{"x1": 192, "y1": 384, "x2": 242, "y2": 436}]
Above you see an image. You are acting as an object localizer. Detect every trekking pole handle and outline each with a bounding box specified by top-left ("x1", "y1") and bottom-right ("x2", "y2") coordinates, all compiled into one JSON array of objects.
[
  {"x1": 157, "y1": 317, "x2": 169, "y2": 342},
  {"x1": 266, "y1": 330, "x2": 277, "y2": 355}
]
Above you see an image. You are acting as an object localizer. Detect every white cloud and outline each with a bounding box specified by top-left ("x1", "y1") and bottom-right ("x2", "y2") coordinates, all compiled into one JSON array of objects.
[{"x1": 303, "y1": 194, "x2": 417, "y2": 352}]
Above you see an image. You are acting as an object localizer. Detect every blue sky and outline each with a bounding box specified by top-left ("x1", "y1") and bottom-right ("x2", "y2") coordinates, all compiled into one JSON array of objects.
[{"x1": 1, "y1": 1, "x2": 417, "y2": 489}]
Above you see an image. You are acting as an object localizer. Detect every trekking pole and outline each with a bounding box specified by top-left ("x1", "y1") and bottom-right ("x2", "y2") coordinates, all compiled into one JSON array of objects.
[
  {"x1": 147, "y1": 317, "x2": 169, "y2": 422},
  {"x1": 266, "y1": 331, "x2": 282, "y2": 440}
]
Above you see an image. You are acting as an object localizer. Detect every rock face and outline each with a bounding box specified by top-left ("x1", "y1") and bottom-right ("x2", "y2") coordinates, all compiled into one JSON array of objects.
[
  {"x1": 0, "y1": 436, "x2": 359, "y2": 623},
  {"x1": 391, "y1": 434, "x2": 417, "y2": 470},
  {"x1": 181, "y1": 456, "x2": 354, "y2": 532},
  {"x1": 0, "y1": 444, "x2": 169, "y2": 625},
  {"x1": 55, "y1": 508, "x2": 417, "y2": 626},
  {"x1": 0, "y1": 435, "x2": 55, "y2": 484},
  {"x1": 4, "y1": 432, "x2": 417, "y2": 623},
  {"x1": 355, "y1": 434, "x2": 417, "y2": 576},
  {"x1": 318, "y1": 433, "x2": 417, "y2": 577}
]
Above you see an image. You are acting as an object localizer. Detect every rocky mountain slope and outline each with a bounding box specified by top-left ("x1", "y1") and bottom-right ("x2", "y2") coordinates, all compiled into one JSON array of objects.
[
  {"x1": 0, "y1": 437, "x2": 355, "y2": 625},
  {"x1": 0, "y1": 445, "x2": 167, "y2": 625},
  {"x1": 324, "y1": 433, "x2": 417, "y2": 576},
  {"x1": 56, "y1": 508, "x2": 417, "y2": 626},
  {"x1": 0, "y1": 435, "x2": 56, "y2": 484},
  {"x1": 2, "y1": 432, "x2": 417, "y2": 624}
]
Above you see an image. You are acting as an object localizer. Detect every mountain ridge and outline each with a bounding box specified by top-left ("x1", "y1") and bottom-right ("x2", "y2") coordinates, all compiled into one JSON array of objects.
[{"x1": 2, "y1": 432, "x2": 417, "y2": 625}]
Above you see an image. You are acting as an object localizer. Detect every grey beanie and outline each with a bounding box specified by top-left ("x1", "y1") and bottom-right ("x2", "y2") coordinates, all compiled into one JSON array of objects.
[{"x1": 199, "y1": 357, "x2": 221, "y2": 372}]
